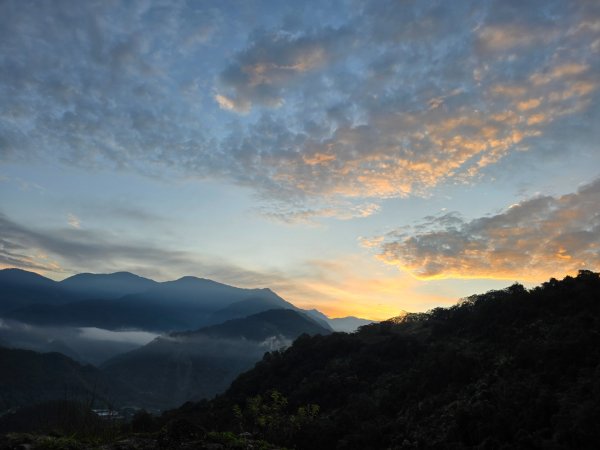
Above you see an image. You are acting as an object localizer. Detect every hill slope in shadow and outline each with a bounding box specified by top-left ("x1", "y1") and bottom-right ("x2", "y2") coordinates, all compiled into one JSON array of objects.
[
  {"x1": 167, "y1": 270, "x2": 600, "y2": 449},
  {"x1": 102, "y1": 309, "x2": 331, "y2": 409}
]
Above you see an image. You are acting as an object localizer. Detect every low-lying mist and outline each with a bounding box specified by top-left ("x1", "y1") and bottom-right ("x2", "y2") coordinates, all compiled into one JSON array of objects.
[{"x1": 0, "y1": 318, "x2": 158, "y2": 365}]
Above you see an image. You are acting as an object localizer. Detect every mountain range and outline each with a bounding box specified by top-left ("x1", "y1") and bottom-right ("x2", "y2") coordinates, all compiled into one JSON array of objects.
[
  {"x1": 0, "y1": 267, "x2": 370, "y2": 411},
  {"x1": 0, "y1": 268, "x2": 370, "y2": 335}
]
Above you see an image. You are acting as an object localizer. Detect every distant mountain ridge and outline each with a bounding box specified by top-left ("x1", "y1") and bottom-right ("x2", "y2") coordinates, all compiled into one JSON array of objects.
[
  {"x1": 1, "y1": 270, "x2": 301, "y2": 332},
  {"x1": 0, "y1": 268, "x2": 371, "y2": 333},
  {"x1": 175, "y1": 309, "x2": 331, "y2": 341},
  {"x1": 328, "y1": 316, "x2": 373, "y2": 332}
]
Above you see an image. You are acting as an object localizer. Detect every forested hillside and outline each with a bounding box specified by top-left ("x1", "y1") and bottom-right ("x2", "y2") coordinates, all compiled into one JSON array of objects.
[{"x1": 169, "y1": 270, "x2": 600, "y2": 449}]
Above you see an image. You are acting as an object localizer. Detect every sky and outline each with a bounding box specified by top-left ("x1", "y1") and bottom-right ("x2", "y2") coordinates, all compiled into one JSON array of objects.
[{"x1": 1, "y1": 0, "x2": 599, "y2": 320}]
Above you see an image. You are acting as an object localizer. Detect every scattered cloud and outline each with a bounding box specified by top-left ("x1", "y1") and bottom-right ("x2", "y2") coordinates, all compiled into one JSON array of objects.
[
  {"x1": 214, "y1": 93, "x2": 250, "y2": 114},
  {"x1": 374, "y1": 178, "x2": 600, "y2": 280},
  {"x1": 476, "y1": 24, "x2": 550, "y2": 52},
  {"x1": 67, "y1": 213, "x2": 81, "y2": 229},
  {"x1": 215, "y1": 27, "x2": 349, "y2": 112},
  {"x1": 0, "y1": 0, "x2": 598, "y2": 219}
]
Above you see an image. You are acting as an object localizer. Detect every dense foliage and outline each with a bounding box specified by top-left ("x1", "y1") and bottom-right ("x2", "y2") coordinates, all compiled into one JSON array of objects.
[{"x1": 170, "y1": 271, "x2": 600, "y2": 449}]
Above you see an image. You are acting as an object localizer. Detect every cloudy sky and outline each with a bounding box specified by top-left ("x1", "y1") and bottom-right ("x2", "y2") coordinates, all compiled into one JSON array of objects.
[{"x1": 1, "y1": 0, "x2": 599, "y2": 319}]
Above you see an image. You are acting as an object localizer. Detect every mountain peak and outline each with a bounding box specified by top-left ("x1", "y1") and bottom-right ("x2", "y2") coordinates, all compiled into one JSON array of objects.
[
  {"x1": 62, "y1": 271, "x2": 150, "y2": 282},
  {"x1": 59, "y1": 271, "x2": 157, "y2": 300},
  {"x1": 0, "y1": 268, "x2": 55, "y2": 285},
  {"x1": 163, "y1": 276, "x2": 231, "y2": 291},
  {"x1": 173, "y1": 276, "x2": 213, "y2": 283}
]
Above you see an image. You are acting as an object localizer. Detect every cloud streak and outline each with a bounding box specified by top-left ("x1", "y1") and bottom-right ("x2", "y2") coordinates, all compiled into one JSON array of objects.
[
  {"x1": 375, "y1": 178, "x2": 600, "y2": 280},
  {"x1": 0, "y1": 211, "x2": 287, "y2": 285},
  {"x1": 257, "y1": 201, "x2": 380, "y2": 225}
]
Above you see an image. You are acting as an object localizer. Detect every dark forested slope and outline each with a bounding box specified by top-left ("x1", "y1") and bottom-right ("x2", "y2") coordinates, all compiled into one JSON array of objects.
[
  {"x1": 0, "y1": 347, "x2": 134, "y2": 413},
  {"x1": 170, "y1": 271, "x2": 600, "y2": 449}
]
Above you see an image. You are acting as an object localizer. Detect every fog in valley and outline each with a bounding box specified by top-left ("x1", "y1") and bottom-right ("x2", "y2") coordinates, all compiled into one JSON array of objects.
[{"x1": 0, "y1": 318, "x2": 158, "y2": 365}]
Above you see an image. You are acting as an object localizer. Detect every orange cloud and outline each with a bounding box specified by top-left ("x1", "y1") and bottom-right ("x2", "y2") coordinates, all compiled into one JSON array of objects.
[
  {"x1": 527, "y1": 114, "x2": 547, "y2": 125},
  {"x1": 490, "y1": 85, "x2": 527, "y2": 98},
  {"x1": 529, "y1": 63, "x2": 588, "y2": 85},
  {"x1": 253, "y1": 51, "x2": 598, "y2": 206},
  {"x1": 303, "y1": 152, "x2": 336, "y2": 165},
  {"x1": 517, "y1": 98, "x2": 541, "y2": 111},
  {"x1": 374, "y1": 179, "x2": 600, "y2": 281},
  {"x1": 477, "y1": 25, "x2": 543, "y2": 51}
]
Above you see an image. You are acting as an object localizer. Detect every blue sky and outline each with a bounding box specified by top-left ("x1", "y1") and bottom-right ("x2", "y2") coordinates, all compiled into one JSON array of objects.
[{"x1": 1, "y1": 0, "x2": 599, "y2": 319}]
